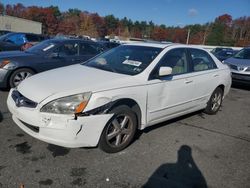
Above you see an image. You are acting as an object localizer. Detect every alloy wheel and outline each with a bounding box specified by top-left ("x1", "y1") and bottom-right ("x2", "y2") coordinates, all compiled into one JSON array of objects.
[
  {"x1": 105, "y1": 114, "x2": 134, "y2": 148},
  {"x1": 13, "y1": 71, "x2": 32, "y2": 87},
  {"x1": 211, "y1": 92, "x2": 222, "y2": 112}
]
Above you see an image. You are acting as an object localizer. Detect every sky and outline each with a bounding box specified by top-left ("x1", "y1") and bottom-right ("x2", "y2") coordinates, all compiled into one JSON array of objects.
[{"x1": 1, "y1": 0, "x2": 250, "y2": 26}]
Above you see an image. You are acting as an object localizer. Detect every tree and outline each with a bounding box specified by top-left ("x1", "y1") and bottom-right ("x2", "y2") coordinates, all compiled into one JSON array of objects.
[
  {"x1": 68, "y1": 8, "x2": 81, "y2": 16},
  {"x1": 0, "y1": 3, "x2": 4, "y2": 15},
  {"x1": 57, "y1": 13, "x2": 79, "y2": 35},
  {"x1": 207, "y1": 14, "x2": 234, "y2": 46},
  {"x1": 24, "y1": 6, "x2": 58, "y2": 35},
  {"x1": 151, "y1": 27, "x2": 168, "y2": 41},
  {"x1": 5, "y1": 4, "x2": 14, "y2": 16},
  {"x1": 2, "y1": 3, "x2": 250, "y2": 46},
  {"x1": 49, "y1": 6, "x2": 61, "y2": 18},
  {"x1": 78, "y1": 13, "x2": 98, "y2": 37},
  {"x1": 13, "y1": 3, "x2": 25, "y2": 17},
  {"x1": 91, "y1": 13, "x2": 106, "y2": 37},
  {"x1": 104, "y1": 15, "x2": 119, "y2": 34}
]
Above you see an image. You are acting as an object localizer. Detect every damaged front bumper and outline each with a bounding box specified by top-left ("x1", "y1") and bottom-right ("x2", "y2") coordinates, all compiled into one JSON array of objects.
[{"x1": 7, "y1": 92, "x2": 113, "y2": 148}]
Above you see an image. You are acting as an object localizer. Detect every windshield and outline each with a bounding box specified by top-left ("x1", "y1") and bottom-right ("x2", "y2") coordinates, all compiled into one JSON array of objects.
[
  {"x1": 84, "y1": 45, "x2": 162, "y2": 75},
  {"x1": 26, "y1": 40, "x2": 58, "y2": 54},
  {"x1": 233, "y1": 48, "x2": 250, "y2": 59}
]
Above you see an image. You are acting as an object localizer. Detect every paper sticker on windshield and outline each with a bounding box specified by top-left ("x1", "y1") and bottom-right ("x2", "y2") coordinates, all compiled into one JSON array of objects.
[
  {"x1": 122, "y1": 60, "x2": 142, "y2": 67},
  {"x1": 43, "y1": 44, "x2": 55, "y2": 51}
]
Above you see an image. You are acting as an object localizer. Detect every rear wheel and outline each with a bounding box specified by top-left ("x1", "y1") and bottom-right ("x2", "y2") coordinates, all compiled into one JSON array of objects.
[
  {"x1": 204, "y1": 87, "x2": 223, "y2": 115},
  {"x1": 99, "y1": 105, "x2": 137, "y2": 153},
  {"x1": 9, "y1": 68, "x2": 35, "y2": 88}
]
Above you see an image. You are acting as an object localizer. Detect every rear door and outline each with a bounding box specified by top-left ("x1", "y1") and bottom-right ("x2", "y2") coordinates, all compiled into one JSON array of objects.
[{"x1": 186, "y1": 48, "x2": 220, "y2": 106}]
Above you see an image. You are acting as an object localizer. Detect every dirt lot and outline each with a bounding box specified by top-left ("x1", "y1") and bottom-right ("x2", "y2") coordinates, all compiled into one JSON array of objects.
[{"x1": 0, "y1": 84, "x2": 249, "y2": 188}]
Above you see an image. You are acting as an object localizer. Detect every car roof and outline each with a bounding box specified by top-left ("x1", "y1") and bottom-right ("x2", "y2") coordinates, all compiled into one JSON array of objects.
[
  {"x1": 123, "y1": 42, "x2": 208, "y2": 51},
  {"x1": 123, "y1": 42, "x2": 173, "y2": 48},
  {"x1": 48, "y1": 38, "x2": 97, "y2": 43}
]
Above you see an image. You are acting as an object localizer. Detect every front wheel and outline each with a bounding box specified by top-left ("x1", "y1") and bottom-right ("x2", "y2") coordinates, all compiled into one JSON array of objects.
[
  {"x1": 204, "y1": 87, "x2": 223, "y2": 115},
  {"x1": 99, "y1": 105, "x2": 137, "y2": 153},
  {"x1": 9, "y1": 68, "x2": 35, "y2": 88}
]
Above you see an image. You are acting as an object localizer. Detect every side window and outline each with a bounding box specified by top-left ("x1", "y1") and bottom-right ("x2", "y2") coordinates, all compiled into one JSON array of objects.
[
  {"x1": 6, "y1": 34, "x2": 26, "y2": 45},
  {"x1": 189, "y1": 48, "x2": 217, "y2": 72},
  {"x1": 56, "y1": 43, "x2": 78, "y2": 56},
  {"x1": 159, "y1": 48, "x2": 189, "y2": 75},
  {"x1": 79, "y1": 43, "x2": 99, "y2": 55},
  {"x1": 26, "y1": 34, "x2": 39, "y2": 42}
]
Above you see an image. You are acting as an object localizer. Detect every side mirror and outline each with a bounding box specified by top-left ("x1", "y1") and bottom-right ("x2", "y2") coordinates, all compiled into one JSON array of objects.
[{"x1": 159, "y1": 66, "x2": 172, "y2": 77}]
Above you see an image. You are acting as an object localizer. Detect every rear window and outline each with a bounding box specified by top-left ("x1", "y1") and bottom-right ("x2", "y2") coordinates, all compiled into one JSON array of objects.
[
  {"x1": 79, "y1": 43, "x2": 101, "y2": 55},
  {"x1": 189, "y1": 48, "x2": 217, "y2": 71},
  {"x1": 26, "y1": 34, "x2": 40, "y2": 42}
]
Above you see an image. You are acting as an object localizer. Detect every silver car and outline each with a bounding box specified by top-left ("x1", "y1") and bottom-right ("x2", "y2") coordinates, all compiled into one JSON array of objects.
[{"x1": 224, "y1": 47, "x2": 250, "y2": 84}]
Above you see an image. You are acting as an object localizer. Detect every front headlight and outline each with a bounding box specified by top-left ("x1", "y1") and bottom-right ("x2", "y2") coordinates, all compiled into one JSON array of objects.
[
  {"x1": 0, "y1": 60, "x2": 10, "y2": 68},
  {"x1": 0, "y1": 60, "x2": 17, "y2": 69},
  {"x1": 40, "y1": 92, "x2": 91, "y2": 114}
]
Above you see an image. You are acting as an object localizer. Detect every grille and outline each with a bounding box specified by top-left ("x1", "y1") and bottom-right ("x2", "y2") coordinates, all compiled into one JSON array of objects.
[{"x1": 12, "y1": 90, "x2": 37, "y2": 108}]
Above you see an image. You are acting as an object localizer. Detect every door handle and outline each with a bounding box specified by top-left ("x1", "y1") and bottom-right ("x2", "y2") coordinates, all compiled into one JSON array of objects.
[{"x1": 185, "y1": 80, "x2": 193, "y2": 84}]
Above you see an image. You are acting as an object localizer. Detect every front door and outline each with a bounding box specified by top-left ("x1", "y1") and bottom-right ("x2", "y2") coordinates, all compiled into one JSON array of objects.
[{"x1": 146, "y1": 48, "x2": 196, "y2": 125}]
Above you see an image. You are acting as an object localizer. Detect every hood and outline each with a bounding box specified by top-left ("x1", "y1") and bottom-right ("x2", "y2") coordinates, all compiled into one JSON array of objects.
[
  {"x1": 225, "y1": 57, "x2": 250, "y2": 67},
  {"x1": 0, "y1": 51, "x2": 34, "y2": 59},
  {"x1": 17, "y1": 64, "x2": 137, "y2": 103}
]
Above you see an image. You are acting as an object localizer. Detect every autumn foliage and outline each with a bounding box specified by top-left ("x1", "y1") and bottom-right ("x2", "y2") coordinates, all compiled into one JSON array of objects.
[{"x1": 1, "y1": 3, "x2": 249, "y2": 46}]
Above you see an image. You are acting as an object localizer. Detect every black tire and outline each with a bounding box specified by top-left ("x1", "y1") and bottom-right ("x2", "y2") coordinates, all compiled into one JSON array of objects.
[
  {"x1": 9, "y1": 68, "x2": 35, "y2": 88},
  {"x1": 99, "y1": 105, "x2": 137, "y2": 153},
  {"x1": 204, "y1": 87, "x2": 223, "y2": 115}
]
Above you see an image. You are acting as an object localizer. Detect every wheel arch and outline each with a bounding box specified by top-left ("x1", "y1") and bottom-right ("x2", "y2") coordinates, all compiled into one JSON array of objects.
[
  {"x1": 108, "y1": 98, "x2": 142, "y2": 130},
  {"x1": 217, "y1": 84, "x2": 225, "y2": 94},
  {"x1": 7, "y1": 67, "x2": 37, "y2": 87}
]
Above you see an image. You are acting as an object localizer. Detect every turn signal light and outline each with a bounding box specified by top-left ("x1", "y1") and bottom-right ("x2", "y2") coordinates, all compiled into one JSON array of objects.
[
  {"x1": 0, "y1": 60, "x2": 10, "y2": 68},
  {"x1": 75, "y1": 101, "x2": 88, "y2": 114}
]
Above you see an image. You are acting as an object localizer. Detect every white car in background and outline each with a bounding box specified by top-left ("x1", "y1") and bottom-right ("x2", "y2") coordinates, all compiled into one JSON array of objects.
[{"x1": 7, "y1": 43, "x2": 231, "y2": 153}]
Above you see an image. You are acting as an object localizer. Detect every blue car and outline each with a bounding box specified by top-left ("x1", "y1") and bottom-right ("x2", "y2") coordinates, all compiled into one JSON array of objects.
[
  {"x1": 0, "y1": 39, "x2": 103, "y2": 88},
  {"x1": 0, "y1": 32, "x2": 47, "y2": 52}
]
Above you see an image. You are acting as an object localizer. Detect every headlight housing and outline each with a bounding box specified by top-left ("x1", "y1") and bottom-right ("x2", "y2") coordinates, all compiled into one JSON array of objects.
[
  {"x1": 0, "y1": 60, "x2": 17, "y2": 69},
  {"x1": 0, "y1": 60, "x2": 10, "y2": 68},
  {"x1": 40, "y1": 92, "x2": 91, "y2": 114}
]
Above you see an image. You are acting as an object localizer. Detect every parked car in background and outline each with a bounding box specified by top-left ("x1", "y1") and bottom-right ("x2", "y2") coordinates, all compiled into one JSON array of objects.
[
  {"x1": 0, "y1": 32, "x2": 48, "y2": 52},
  {"x1": 0, "y1": 39, "x2": 103, "y2": 88},
  {"x1": 214, "y1": 49, "x2": 235, "y2": 61},
  {"x1": 98, "y1": 41, "x2": 120, "y2": 50},
  {"x1": 224, "y1": 47, "x2": 250, "y2": 84},
  {"x1": 0, "y1": 30, "x2": 10, "y2": 36},
  {"x1": 211, "y1": 47, "x2": 233, "y2": 54},
  {"x1": 7, "y1": 43, "x2": 231, "y2": 153}
]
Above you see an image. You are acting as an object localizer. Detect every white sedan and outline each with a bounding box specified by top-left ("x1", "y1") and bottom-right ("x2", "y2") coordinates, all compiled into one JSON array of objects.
[{"x1": 7, "y1": 43, "x2": 231, "y2": 153}]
